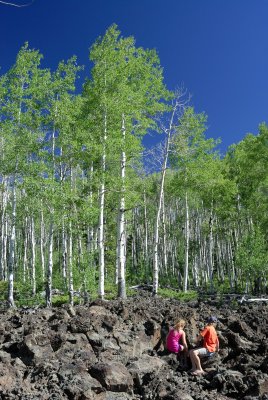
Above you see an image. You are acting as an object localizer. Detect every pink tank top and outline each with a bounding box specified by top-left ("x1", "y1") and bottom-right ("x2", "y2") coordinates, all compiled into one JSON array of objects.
[{"x1": 166, "y1": 329, "x2": 183, "y2": 353}]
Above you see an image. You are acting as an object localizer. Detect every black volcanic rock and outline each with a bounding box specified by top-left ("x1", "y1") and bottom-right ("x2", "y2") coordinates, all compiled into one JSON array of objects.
[{"x1": 0, "y1": 294, "x2": 267, "y2": 399}]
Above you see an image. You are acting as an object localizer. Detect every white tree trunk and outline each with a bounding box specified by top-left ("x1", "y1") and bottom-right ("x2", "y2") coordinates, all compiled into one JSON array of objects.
[
  {"x1": 30, "y1": 217, "x2": 36, "y2": 295},
  {"x1": 143, "y1": 190, "x2": 149, "y2": 280},
  {"x1": 8, "y1": 176, "x2": 16, "y2": 307},
  {"x1": 98, "y1": 182, "x2": 105, "y2": 299},
  {"x1": 183, "y1": 191, "x2": 190, "y2": 292},
  {"x1": 40, "y1": 209, "x2": 45, "y2": 280},
  {"x1": 23, "y1": 216, "x2": 28, "y2": 283},
  {"x1": 153, "y1": 101, "x2": 178, "y2": 295},
  {"x1": 0, "y1": 178, "x2": 7, "y2": 280},
  {"x1": 62, "y1": 220, "x2": 67, "y2": 284},
  {"x1": 1, "y1": 213, "x2": 8, "y2": 281},
  {"x1": 98, "y1": 113, "x2": 107, "y2": 299},
  {"x1": 208, "y1": 206, "x2": 214, "y2": 292},
  {"x1": 46, "y1": 221, "x2": 54, "y2": 307},
  {"x1": 227, "y1": 239, "x2": 236, "y2": 290},
  {"x1": 131, "y1": 209, "x2": 138, "y2": 276},
  {"x1": 161, "y1": 193, "x2": 168, "y2": 275},
  {"x1": 77, "y1": 233, "x2": 83, "y2": 271},
  {"x1": 117, "y1": 114, "x2": 126, "y2": 299},
  {"x1": 192, "y1": 215, "x2": 200, "y2": 287},
  {"x1": 88, "y1": 162, "x2": 94, "y2": 257},
  {"x1": 68, "y1": 221, "x2": 74, "y2": 306}
]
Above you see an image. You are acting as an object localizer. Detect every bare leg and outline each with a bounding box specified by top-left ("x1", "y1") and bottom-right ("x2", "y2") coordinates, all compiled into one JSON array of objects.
[{"x1": 189, "y1": 349, "x2": 205, "y2": 374}]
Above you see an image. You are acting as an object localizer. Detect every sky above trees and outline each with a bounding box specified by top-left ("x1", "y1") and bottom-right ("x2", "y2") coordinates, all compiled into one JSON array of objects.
[{"x1": 1, "y1": 0, "x2": 268, "y2": 155}]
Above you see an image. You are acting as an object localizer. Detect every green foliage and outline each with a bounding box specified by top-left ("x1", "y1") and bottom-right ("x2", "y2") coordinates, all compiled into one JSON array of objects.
[
  {"x1": 103, "y1": 281, "x2": 118, "y2": 300},
  {"x1": 0, "y1": 281, "x2": 8, "y2": 300},
  {"x1": 158, "y1": 287, "x2": 198, "y2": 301},
  {"x1": 126, "y1": 258, "x2": 152, "y2": 285},
  {"x1": 1, "y1": 280, "x2": 45, "y2": 307},
  {"x1": 52, "y1": 295, "x2": 80, "y2": 307},
  {"x1": 81, "y1": 264, "x2": 99, "y2": 299},
  {"x1": 0, "y1": 27, "x2": 268, "y2": 308},
  {"x1": 52, "y1": 267, "x2": 67, "y2": 292},
  {"x1": 235, "y1": 228, "x2": 268, "y2": 279},
  {"x1": 225, "y1": 123, "x2": 268, "y2": 232}
]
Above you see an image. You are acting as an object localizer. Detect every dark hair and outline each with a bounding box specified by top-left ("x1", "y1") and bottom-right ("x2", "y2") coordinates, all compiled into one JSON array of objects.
[{"x1": 206, "y1": 316, "x2": 217, "y2": 323}]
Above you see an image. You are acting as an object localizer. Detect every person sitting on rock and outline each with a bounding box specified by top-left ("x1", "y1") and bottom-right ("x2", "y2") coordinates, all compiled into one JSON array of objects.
[
  {"x1": 189, "y1": 315, "x2": 219, "y2": 376},
  {"x1": 166, "y1": 319, "x2": 188, "y2": 356}
]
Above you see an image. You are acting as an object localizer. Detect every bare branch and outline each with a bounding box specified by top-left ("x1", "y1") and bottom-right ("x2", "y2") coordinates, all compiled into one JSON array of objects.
[{"x1": 0, "y1": 0, "x2": 34, "y2": 7}]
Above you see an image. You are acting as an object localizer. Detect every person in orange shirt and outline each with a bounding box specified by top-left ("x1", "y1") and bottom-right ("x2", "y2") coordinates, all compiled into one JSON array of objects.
[{"x1": 189, "y1": 316, "x2": 219, "y2": 375}]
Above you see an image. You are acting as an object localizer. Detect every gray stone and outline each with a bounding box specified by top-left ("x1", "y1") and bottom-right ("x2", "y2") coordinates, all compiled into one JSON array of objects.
[{"x1": 90, "y1": 361, "x2": 134, "y2": 392}]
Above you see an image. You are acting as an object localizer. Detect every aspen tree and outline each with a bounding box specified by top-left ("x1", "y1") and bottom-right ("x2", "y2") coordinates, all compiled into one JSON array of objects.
[
  {"x1": 87, "y1": 25, "x2": 169, "y2": 298},
  {"x1": 0, "y1": 44, "x2": 47, "y2": 306},
  {"x1": 152, "y1": 94, "x2": 184, "y2": 295},
  {"x1": 170, "y1": 107, "x2": 221, "y2": 291},
  {"x1": 42, "y1": 58, "x2": 81, "y2": 306},
  {"x1": 0, "y1": 178, "x2": 8, "y2": 280}
]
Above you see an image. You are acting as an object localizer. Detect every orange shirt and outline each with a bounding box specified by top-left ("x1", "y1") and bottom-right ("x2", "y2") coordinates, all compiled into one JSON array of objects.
[{"x1": 200, "y1": 325, "x2": 219, "y2": 352}]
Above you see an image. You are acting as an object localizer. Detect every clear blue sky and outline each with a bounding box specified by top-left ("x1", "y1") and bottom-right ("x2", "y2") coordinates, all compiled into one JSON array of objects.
[{"x1": 1, "y1": 0, "x2": 268, "y2": 155}]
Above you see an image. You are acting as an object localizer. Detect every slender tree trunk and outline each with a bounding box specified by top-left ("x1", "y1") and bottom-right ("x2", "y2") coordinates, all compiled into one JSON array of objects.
[
  {"x1": 208, "y1": 205, "x2": 214, "y2": 292},
  {"x1": 62, "y1": 220, "x2": 67, "y2": 285},
  {"x1": 143, "y1": 190, "x2": 149, "y2": 281},
  {"x1": 161, "y1": 193, "x2": 168, "y2": 275},
  {"x1": 98, "y1": 113, "x2": 107, "y2": 299},
  {"x1": 40, "y1": 209, "x2": 45, "y2": 280},
  {"x1": 98, "y1": 181, "x2": 105, "y2": 298},
  {"x1": 88, "y1": 162, "x2": 94, "y2": 260},
  {"x1": 227, "y1": 239, "x2": 236, "y2": 290},
  {"x1": 77, "y1": 233, "x2": 83, "y2": 271},
  {"x1": 68, "y1": 221, "x2": 74, "y2": 306},
  {"x1": 152, "y1": 172, "x2": 165, "y2": 295},
  {"x1": 8, "y1": 175, "x2": 17, "y2": 308},
  {"x1": 0, "y1": 177, "x2": 7, "y2": 280},
  {"x1": 22, "y1": 216, "x2": 28, "y2": 283},
  {"x1": 1, "y1": 211, "x2": 8, "y2": 281},
  {"x1": 46, "y1": 221, "x2": 54, "y2": 307},
  {"x1": 153, "y1": 101, "x2": 178, "y2": 295},
  {"x1": 192, "y1": 215, "x2": 200, "y2": 287},
  {"x1": 30, "y1": 217, "x2": 36, "y2": 295},
  {"x1": 117, "y1": 114, "x2": 127, "y2": 299},
  {"x1": 183, "y1": 191, "x2": 190, "y2": 292}
]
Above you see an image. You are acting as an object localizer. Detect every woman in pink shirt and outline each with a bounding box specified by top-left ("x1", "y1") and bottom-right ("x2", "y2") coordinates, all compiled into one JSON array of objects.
[{"x1": 166, "y1": 319, "x2": 188, "y2": 354}]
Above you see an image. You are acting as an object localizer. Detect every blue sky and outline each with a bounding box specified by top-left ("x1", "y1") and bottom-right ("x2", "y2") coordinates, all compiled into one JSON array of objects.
[{"x1": 1, "y1": 0, "x2": 268, "y2": 155}]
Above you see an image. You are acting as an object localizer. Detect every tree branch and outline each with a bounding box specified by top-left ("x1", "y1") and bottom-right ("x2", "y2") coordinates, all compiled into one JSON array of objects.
[{"x1": 0, "y1": 0, "x2": 34, "y2": 7}]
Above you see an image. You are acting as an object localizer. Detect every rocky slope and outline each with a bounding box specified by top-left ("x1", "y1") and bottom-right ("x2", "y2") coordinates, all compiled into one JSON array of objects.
[{"x1": 0, "y1": 291, "x2": 268, "y2": 400}]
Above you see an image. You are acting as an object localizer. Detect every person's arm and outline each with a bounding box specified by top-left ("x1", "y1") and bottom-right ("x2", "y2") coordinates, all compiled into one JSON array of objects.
[
  {"x1": 195, "y1": 333, "x2": 203, "y2": 344},
  {"x1": 181, "y1": 331, "x2": 188, "y2": 351},
  {"x1": 215, "y1": 336, "x2": 219, "y2": 352},
  {"x1": 195, "y1": 326, "x2": 207, "y2": 345}
]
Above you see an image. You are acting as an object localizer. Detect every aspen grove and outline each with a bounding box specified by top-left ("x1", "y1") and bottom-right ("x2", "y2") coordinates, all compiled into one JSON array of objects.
[{"x1": 0, "y1": 25, "x2": 267, "y2": 306}]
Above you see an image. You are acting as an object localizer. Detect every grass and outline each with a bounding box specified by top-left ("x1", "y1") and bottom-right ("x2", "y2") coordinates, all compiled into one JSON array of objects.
[
  {"x1": 0, "y1": 279, "x2": 198, "y2": 307},
  {"x1": 158, "y1": 287, "x2": 198, "y2": 301}
]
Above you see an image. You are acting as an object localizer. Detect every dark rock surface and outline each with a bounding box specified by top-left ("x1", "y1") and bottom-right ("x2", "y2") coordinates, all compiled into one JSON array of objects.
[{"x1": 0, "y1": 293, "x2": 268, "y2": 399}]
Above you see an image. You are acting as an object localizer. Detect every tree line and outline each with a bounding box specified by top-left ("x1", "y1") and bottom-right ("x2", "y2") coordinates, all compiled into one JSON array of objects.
[{"x1": 0, "y1": 25, "x2": 267, "y2": 306}]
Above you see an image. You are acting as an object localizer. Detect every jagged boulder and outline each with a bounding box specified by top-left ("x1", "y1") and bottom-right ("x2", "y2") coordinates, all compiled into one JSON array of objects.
[
  {"x1": 0, "y1": 295, "x2": 267, "y2": 399},
  {"x1": 89, "y1": 361, "x2": 134, "y2": 392}
]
